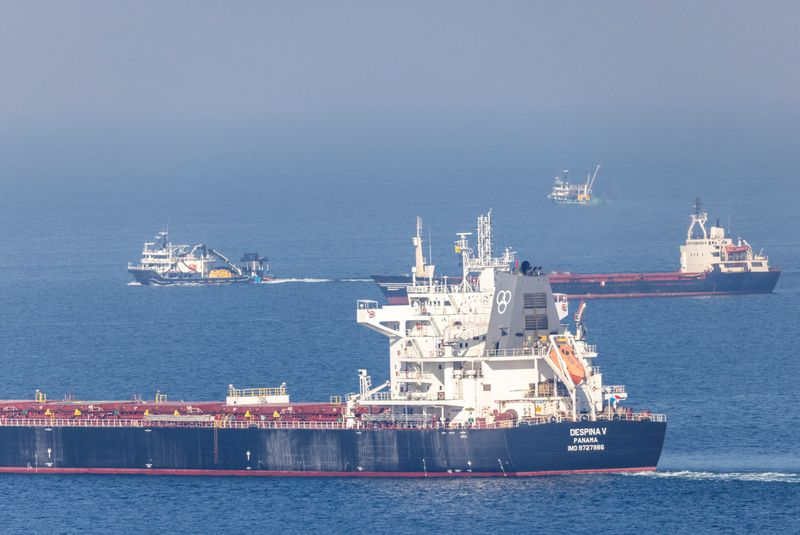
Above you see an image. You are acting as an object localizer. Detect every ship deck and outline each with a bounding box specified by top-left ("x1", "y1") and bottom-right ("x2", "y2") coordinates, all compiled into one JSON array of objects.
[
  {"x1": 548, "y1": 270, "x2": 706, "y2": 282},
  {"x1": 0, "y1": 398, "x2": 664, "y2": 431}
]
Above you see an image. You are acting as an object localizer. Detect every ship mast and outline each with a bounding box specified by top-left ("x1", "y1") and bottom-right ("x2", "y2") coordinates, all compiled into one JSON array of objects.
[
  {"x1": 687, "y1": 198, "x2": 708, "y2": 240},
  {"x1": 455, "y1": 210, "x2": 516, "y2": 291},
  {"x1": 412, "y1": 216, "x2": 435, "y2": 281}
]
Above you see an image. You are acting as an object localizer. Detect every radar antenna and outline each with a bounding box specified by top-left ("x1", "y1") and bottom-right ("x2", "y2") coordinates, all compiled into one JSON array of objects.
[{"x1": 693, "y1": 198, "x2": 703, "y2": 217}]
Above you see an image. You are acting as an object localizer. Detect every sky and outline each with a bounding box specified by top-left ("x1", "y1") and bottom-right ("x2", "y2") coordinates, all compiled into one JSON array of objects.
[{"x1": 0, "y1": 1, "x2": 798, "y2": 194}]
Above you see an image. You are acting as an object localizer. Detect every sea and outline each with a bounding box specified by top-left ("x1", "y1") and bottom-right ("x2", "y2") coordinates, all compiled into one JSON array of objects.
[{"x1": 0, "y1": 165, "x2": 798, "y2": 534}]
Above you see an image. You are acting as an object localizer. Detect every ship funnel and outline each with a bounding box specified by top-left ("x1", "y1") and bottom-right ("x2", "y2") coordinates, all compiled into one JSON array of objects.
[{"x1": 485, "y1": 271, "x2": 560, "y2": 352}]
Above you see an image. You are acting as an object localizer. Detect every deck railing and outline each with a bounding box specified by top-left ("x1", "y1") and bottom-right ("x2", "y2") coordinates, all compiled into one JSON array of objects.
[
  {"x1": 227, "y1": 386, "x2": 287, "y2": 398},
  {"x1": 484, "y1": 347, "x2": 548, "y2": 358},
  {"x1": 406, "y1": 283, "x2": 473, "y2": 295},
  {"x1": 362, "y1": 392, "x2": 393, "y2": 401},
  {"x1": 0, "y1": 411, "x2": 665, "y2": 430},
  {"x1": 395, "y1": 371, "x2": 434, "y2": 380}
]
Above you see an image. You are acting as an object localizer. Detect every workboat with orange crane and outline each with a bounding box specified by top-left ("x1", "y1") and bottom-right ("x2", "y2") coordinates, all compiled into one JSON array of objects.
[
  {"x1": 127, "y1": 230, "x2": 271, "y2": 285},
  {"x1": 547, "y1": 165, "x2": 601, "y2": 205}
]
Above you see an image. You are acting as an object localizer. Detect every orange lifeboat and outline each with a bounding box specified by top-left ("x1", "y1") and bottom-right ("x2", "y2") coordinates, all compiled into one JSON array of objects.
[{"x1": 548, "y1": 344, "x2": 586, "y2": 385}]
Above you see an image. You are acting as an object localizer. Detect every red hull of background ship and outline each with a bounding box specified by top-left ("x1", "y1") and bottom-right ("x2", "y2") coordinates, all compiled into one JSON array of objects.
[{"x1": 373, "y1": 267, "x2": 779, "y2": 303}]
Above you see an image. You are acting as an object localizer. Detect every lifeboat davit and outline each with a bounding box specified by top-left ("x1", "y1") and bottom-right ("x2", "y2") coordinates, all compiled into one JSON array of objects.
[{"x1": 548, "y1": 344, "x2": 586, "y2": 385}]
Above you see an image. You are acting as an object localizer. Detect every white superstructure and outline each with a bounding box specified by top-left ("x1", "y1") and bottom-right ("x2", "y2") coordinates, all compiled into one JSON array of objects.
[
  {"x1": 353, "y1": 211, "x2": 628, "y2": 428},
  {"x1": 679, "y1": 200, "x2": 771, "y2": 274},
  {"x1": 126, "y1": 230, "x2": 264, "y2": 284},
  {"x1": 129, "y1": 231, "x2": 219, "y2": 276}
]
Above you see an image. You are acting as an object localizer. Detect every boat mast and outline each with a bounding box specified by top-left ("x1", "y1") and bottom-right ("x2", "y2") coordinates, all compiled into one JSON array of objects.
[{"x1": 688, "y1": 198, "x2": 708, "y2": 240}]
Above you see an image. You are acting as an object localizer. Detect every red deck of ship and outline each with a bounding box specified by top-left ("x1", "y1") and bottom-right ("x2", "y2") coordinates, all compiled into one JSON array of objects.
[
  {"x1": 548, "y1": 270, "x2": 706, "y2": 283},
  {"x1": 0, "y1": 399, "x2": 353, "y2": 423}
]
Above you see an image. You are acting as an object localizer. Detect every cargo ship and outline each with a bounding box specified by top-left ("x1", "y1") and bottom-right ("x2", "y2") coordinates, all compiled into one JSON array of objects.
[
  {"x1": 0, "y1": 212, "x2": 665, "y2": 477},
  {"x1": 127, "y1": 231, "x2": 271, "y2": 285},
  {"x1": 548, "y1": 165, "x2": 601, "y2": 205},
  {"x1": 373, "y1": 201, "x2": 779, "y2": 303}
]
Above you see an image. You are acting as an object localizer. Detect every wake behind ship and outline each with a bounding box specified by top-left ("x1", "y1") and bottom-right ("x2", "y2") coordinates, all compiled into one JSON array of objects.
[
  {"x1": 0, "y1": 212, "x2": 665, "y2": 477},
  {"x1": 128, "y1": 231, "x2": 271, "y2": 286},
  {"x1": 373, "y1": 200, "x2": 779, "y2": 303}
]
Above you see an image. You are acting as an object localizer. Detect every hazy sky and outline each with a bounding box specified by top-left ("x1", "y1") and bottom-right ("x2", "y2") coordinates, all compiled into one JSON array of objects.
[{"x1": 1, "y1": 1, "x2": 798, "y2": 191}]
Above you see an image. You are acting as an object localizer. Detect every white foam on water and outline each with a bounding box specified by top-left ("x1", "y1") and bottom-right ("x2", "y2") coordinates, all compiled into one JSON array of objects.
[
  {"x1": 126, "y1": 282, "x2": 143, "y2": 286},
  {"x1": 338, "y1": 278, "x2": 373, "y2": 282},
  {"x1": 625, "y1": 470, "x2": 800, "y2": 484}
]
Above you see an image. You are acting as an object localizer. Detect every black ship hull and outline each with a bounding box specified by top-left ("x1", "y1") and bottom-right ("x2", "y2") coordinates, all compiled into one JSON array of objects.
[
  {"x1": 0, "y1": 419, "x2": 665, "y2": 477},
  {"x1": 128, "y1": 268, "x2": 260, "y2": 286},
  {"x1": 373, "y1": 268, "x2": 780, "y2": 303}
]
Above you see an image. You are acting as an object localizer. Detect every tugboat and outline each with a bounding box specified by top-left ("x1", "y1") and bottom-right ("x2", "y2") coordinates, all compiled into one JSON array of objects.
[
  {"x1": 0, "y1": 212, "x2": 665, "y2": 477},
  {"x1": 127, "y1": 231, "x2": 270, "y2": 286},
  {"x1": 373, "y1": 200, "x2": 779, "y2": 302},
  {"x1": 547, "y1": 165, "x2": 601, "y2": 205}
]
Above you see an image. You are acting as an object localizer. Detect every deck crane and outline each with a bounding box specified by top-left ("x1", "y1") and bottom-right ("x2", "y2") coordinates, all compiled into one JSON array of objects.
[
  {"x1": 584, "y1": 164, "x2": 601, "y2": 196},
  {"x1": 207, "y1": 248, "x2": 244, "y2": 276}
]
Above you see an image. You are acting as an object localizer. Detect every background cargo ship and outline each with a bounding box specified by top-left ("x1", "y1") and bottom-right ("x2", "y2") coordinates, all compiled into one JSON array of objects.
[
  {"x1": 127, "y1": 231, "x2": 270, "y2": 286},
  {"x1": 373, "y1": 201, "x2": 779, "y2": 303},
  {"x1": 0, "y1": 212, "x2": 665, "y2": 477}
]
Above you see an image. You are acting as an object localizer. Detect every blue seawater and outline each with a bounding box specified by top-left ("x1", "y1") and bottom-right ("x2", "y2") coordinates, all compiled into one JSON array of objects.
[{"x1": 0, "y1": 169, "x2": 798, "y2": 534}]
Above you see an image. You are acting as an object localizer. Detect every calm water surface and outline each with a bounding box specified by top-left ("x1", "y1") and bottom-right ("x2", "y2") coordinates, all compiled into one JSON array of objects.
[{"x1": 0, "y1": 170, "x2": 798, "y2": 533}]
